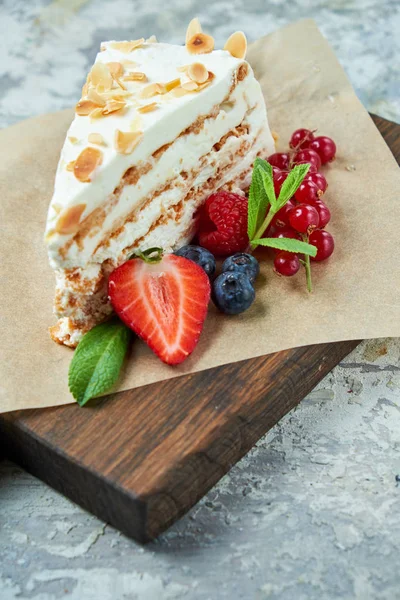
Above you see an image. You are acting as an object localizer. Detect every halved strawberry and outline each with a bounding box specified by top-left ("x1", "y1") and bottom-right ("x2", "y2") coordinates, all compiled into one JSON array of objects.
[{"x1": 108, "y1": 254, "x2": 211, "y2": 365}]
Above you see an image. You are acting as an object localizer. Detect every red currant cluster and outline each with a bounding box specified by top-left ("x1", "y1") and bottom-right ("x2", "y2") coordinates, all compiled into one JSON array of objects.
[{"x1": 266, "y1": 129, "x2": 336, "y2": 278}]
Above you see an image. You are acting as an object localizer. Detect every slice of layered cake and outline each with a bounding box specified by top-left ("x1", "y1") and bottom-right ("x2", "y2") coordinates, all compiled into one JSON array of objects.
[{"x1": 45, "y1": 20, "x2": 275, "y2": 347}]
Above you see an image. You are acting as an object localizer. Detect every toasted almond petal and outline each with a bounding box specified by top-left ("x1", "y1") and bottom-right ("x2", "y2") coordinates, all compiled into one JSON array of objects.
[
  {"x1": 114, "y1": 129, "x2": 143, "y2": 154},
  {"x1": 130, "y1": 114, "x2": 143, "y2": 131},
  {"x1": 52, "y1": 203, "x2": 62, "y2": 215},
  {"x1": 146, "y1": 35, "x2": 158, "y2": 43},
  {"x1": 177, "y1": 64, "x2": 189, "y2": 73},
  {"x1": 68, "y1": 136, "x2": 79, "y2": 144},
  {"x1": 66, "y1": 160, "x2": 76, "y2": 171},
  {"x1": 73, "y1": 147, "x2": 103, "y2": 182},
  {"x1": 88, "y1": 133, "x2": 106, "y2": 145},
  {"x1": 89, "y1": 107, "x2": 105, "y2": 120},
  {"x1": 109, "y1": 39, "x2": 145, "y2": 53},
  {"x1": 187, "y1": 62, "x2": 208, "y2": 83},
  {"x1": 272, "y1": 131, "x2": 279, "y2": 143},
  {"x1": 137, "y1": 102, "x2": 158, "y2": 113},
  {"x1": 102, "y1": 100, "x2": 126, "y2": 115},
  {"x1": 55, "y1": 204, "x2": 87, "y2": 234},
  {"x1": 185, "y1": 17, "x2": 202, "y2": 44},
  {"x1": 164, "y1": 78, "x2": 181, "y2": 92},
  {"x1": 123, "y1": 71, "x2": 148, "y2": 82},
  {"x1": 170, "y1": 86, "x2": 191, "y2": 98},
  {"x1": 76, "y1": 100, "x2": 99, "y2": 116},
  {"x1": 140, "y1": 82, "x2": 166, "y2": 98},
  {"x1": 181, "y1": 80, "x2": 199, "y2": 91},
  {"x1": 87, "y1": 87, "x2": 106, "y2": 106},
  {"x1": 186, "y1": 33, "x2": 214, "y2": 55},
  {"x1": 90, "y1": 62, "x2": 113, "y2": 91},
  {"x1": 106, "y1": 62, "x2": 124, "y2": 78},
  {"x1": 99, "y1": 88, "x2": 132, "y2": 99},
  {"x1": 223, "y1": 31, "x2": 247, "y2": 59},
  {"x1": 81, "y1": 82, "x2": 89, "y2": 96}
]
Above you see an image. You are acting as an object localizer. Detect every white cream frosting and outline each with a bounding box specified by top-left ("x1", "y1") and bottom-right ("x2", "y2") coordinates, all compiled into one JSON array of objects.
[{"x1": 45, "y1": 40, "x2": 275, "y2": 271}]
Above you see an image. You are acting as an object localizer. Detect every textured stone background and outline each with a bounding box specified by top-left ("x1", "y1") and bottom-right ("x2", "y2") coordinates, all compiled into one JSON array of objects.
[{"x1": 1, "y1": 1, "x2": 399, "y2": 598}]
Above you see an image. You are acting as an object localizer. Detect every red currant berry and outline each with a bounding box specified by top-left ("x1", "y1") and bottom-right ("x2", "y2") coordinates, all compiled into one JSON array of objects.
[
  {"x1": 267, "y1": 152, "x2": 290, "y2": 170},
  {"x1": 305, "y1": 172, "x2": 328, "y2": 194},
  {"x1": 311, "y1": 200, "x2": 331, "y2": 228},
  {"x1": 289, "y1": 204, "x2": 320, "y2": 234},
  {"x1": 273, "y1": 169, "x2": 288, "y2": 196},
  {"x1": 309, "y1": 136, "x2": 336, "y2": 164},
  {"x1": 274, "y1": 251, "x2": 300, "y2": 276},
  {"x1": 289, "y1": 128, "x2": 315, "y2": 150},
  {"x1": 295, "y1": 180, "x2": 322, "y2": 204},
  {"x1": 293, "y1": 148, "x2": 322, "y2": 171},
  {"x1": 309, "y1": 229, "x2": 334, "y2": 261},
  {"x1": 272, "y1": 199, "x2": 296, "y2": 228},
  {"x1": 271, "y1": 226, "x2": 301, "y2": 252}
]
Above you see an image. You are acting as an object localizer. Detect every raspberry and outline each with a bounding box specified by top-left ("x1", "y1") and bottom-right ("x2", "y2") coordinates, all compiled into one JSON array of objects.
[{"x1": 198, "y1": 191, "x2": 249, "y2": 256}]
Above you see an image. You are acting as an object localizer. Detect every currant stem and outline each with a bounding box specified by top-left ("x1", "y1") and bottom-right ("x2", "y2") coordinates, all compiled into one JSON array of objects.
[{"x1": 301, "y1": 234, "x2": 313, "y2": 293}]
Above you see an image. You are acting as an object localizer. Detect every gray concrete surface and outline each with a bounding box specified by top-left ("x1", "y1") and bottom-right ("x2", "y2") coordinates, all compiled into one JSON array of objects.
[{"x1": 1, "y1": 1, "x2": 399, "y2": 598}]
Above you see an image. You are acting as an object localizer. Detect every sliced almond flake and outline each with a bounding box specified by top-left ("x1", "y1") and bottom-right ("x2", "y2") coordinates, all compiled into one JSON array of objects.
[
  {"x1": 81, "y1": 82, "x2": 89, "y2": 96},
  {"x1": 187, "y1": 62, "x2": 208, "y2": 83},
  {"x1": 123, "y1": 71, "x2": 148, "y2": 82},
  {"x1": 114, "y1": 129, "x2": 143, "y2": 154},
  {"x1": 130, "y1": 114, "x2": 143, "y2": 131},
  {"x1": 87, "y1": 87, "x2": 106, "y2": 106},
  {"x1": 223, "y1": 31, "x2": 247, "y2": 59},
  {"x1": 221, "y1": 100, "x2": 236, "y2": 112},
  {"x1": 68, "y1": 136, "x2": 79, "y2": 144},
  {"x1": 164, "y1": 78, "x2": 181, "y2": 92},
  {"x1": 109, "y1": 39, "x2": 145, "y2": 53},
  {"x1": 88, "y1": 133, "x2": 106, "y2": 145},
  {"x1": 186, "y1": 33, "x2": 214, "y2": 55},
  {"x1": 102, "y1": 99, "x2": 126, "y2": 115},
  {"x1": 76, "y1": 100, "x2": 99, "y2": 116},
  {"x1": 90, "y1": 62, "x2": 113, "y2": 91},
  {"x1": 181, "y1": 80, "x2": 198, "y2": 91},
  {"x1": 89, "y1": 107, "x2": 105, "y2": 120},
  {"x1": 140, "y1": 82, "x2": 166, "y2": 99},
  {"x1": 272, "y1": 131, "x2": 279, "y2": 143},
  {"x1": 99, "y1": 88, "x2": 132, "y2": 99},
  {"x1": 106, "y1": 62, "x2": 124, "y2": 78},
  {"x1": 146, "y1": 35, "x2": 158, "y2": 43},
  {"x1": 185, "y1": 17, "x2": 202, "y2": 44},
  {"x1": 73, "y1": 147, "x2": 103, "y2": 182},
  {"x1": 55, "y1": 203, "x2": 87, "y2": 234},
  {"x1": 66, "y1": 160, "x2": 76, "y2": 172},
  {"x1": 170, "y1": 86, "x2": 192, "y2": 98},
  {"x1": 137, "y1": 102, "x2": 158, "y2": 113},
  {"x1": 177, "y1": 65, "x2": 189, "y2": 73}
]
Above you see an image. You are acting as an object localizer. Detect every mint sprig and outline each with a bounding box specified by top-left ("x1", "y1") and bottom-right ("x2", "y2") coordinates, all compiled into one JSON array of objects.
[
  {"x1": 247, "y1": 159, "x2": 315, "y2": 291},
  {"x1": 69, "y1": 319, "x2": 132, "y2": 406}
]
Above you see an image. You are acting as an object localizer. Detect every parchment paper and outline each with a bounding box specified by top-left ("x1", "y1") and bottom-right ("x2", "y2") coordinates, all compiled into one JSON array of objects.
[{"x1": 1, "y1": 19, "x2": 399, "y2": 413}]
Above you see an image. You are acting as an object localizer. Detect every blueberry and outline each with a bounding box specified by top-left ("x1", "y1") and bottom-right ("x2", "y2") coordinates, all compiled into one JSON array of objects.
[
  {"x1": 212, "y1": 271, "x2": 255, "y2": 315},
  {"x1": 175, "y1": 245, "x2": 216, "y2": 278},
  {"x1": 222, "y1": 253, "x2": 260, "y2": 284}
]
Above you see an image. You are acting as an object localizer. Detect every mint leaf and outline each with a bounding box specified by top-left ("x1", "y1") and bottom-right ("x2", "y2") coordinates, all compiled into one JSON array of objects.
[
  {"x1": 69, "y1": 319, "x2": 132, "y2": 406},
  {"x1": 276, "y1": 163, "x2": 310, "y2": 210},
  {"x1": 248, "y1": 164, "x2": 269, "y2": 239},
  {"x1": 260, "y1": 166, "x2": 278, "y2": 212},
  {"x1": 250, "y1": 237, "x2": 317, "y2": 257}
]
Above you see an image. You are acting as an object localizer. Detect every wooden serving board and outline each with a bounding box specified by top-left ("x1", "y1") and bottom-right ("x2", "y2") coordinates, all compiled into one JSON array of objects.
[{"x1": 1, "y1": 115, "x2": 398, "y2": 543}]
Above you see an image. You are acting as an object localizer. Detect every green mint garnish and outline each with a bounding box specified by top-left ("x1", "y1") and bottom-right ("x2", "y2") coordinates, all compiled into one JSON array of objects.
[
  {"x1": 68, "y1": 318, "x2": 132, "y2": 406},
  {"x1": 250, "y1": 237, "x2": 317, "y2": 257},
  {"x1": 247, "y1": 158, "x2": 273, "y2": 239},
  {"x1": 276, "y1": 163, "x2": 310, "y2": 210},
  {"x1": 247, "y1": 158, "x2": 314, "y2": 291}
]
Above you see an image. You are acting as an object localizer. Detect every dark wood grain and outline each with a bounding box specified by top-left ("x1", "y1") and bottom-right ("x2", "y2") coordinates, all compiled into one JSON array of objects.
[{"x1": 1, "y1": 114, "x2": 398, "y2": 543}]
